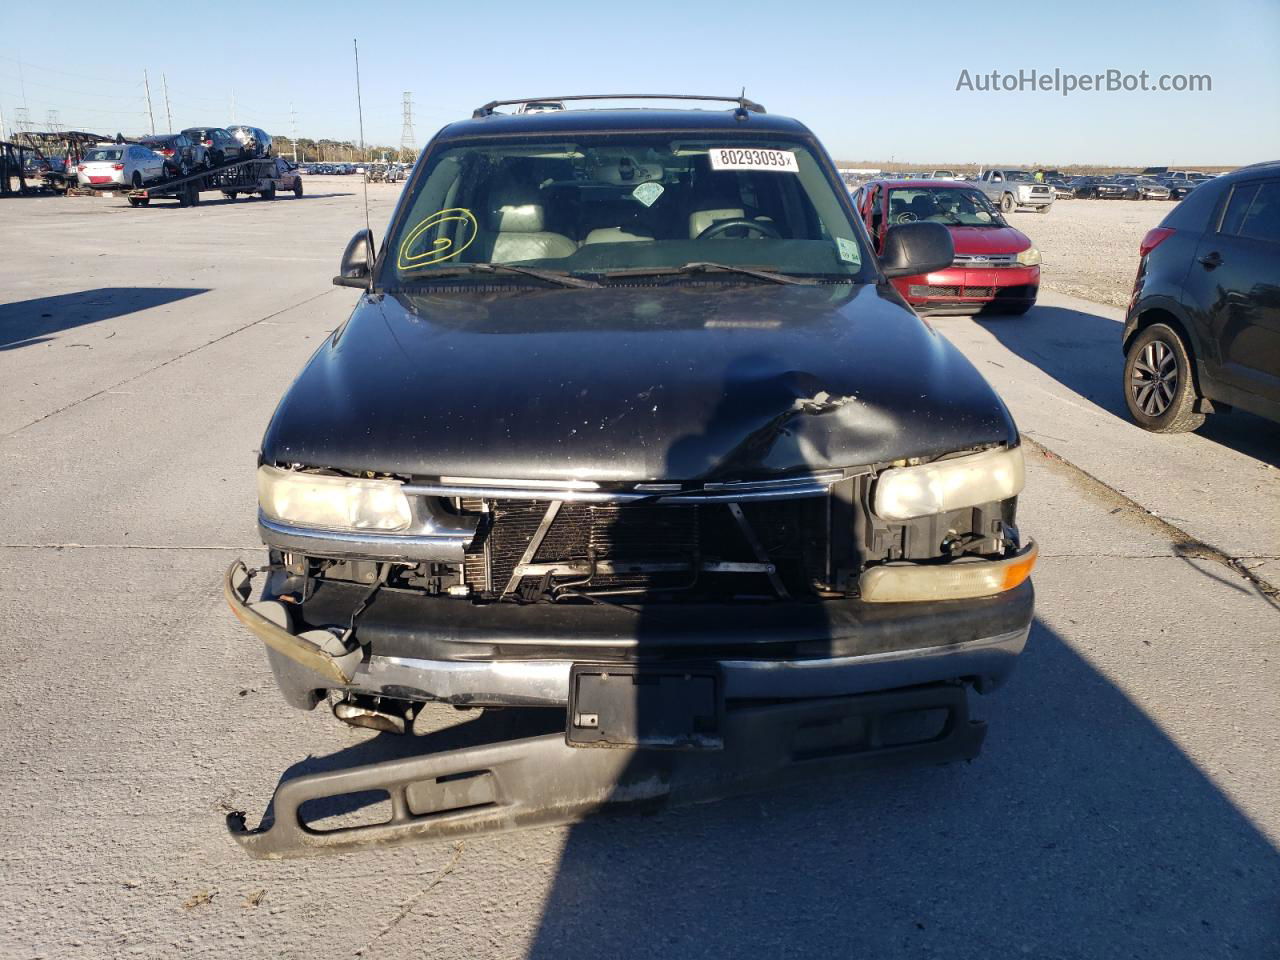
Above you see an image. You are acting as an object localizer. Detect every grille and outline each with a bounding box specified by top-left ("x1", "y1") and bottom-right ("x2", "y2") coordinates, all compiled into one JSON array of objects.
[
  {"x1": 953, "y1": 253, "x2": 1017, "y2": 266},
  {"x1": 462, "y1": 497, "x2": 829, "y2": 599}
]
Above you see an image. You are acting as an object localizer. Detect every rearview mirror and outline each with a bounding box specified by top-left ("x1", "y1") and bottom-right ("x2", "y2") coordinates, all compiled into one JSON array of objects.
[
  {"x1": 333, "y1": 229, "x2": 374, "y2": 290},
  {"x1": 879, "y1": 222, "x2": 954, "y2": 279}
]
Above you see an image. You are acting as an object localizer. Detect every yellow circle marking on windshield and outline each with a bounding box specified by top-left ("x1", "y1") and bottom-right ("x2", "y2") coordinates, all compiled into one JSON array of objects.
[{"x1": 397, "y1": 207, "x2": 478, "y2": 271}]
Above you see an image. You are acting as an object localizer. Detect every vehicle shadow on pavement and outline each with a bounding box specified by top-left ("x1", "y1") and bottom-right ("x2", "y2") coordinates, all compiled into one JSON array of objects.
[
  {"x1": 977, "y1": 305, "x2": 1280, "y2": 467},
  {"x1": 0, "y1": 286, "x2": 208, "y2": 351},
  {"x1": 523, "y1": 616, "x2": 1280, "y2": 960},
  {"x1": 188, "y1": 192, "x2": 356, "y2": 207}
]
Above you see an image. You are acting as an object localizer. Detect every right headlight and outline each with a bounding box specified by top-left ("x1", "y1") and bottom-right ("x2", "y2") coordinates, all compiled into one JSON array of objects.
[
  {"x1": 1016, "y1": 246, "x2": 1041, "y2": 266},
  {"x1": 873, "y1": 446, "x2": 1025, "y2": 521},
  {"x1": 257, "y1": 465, "x2": 412, "y2": 532}
]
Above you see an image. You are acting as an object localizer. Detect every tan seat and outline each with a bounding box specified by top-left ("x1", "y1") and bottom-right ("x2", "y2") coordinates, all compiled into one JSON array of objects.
[
  {"x1": 581, "y1": 226, "x2": 652, "y2": 245},
  {"x1": 490, "y1": 202, "x2": 576, "y2": 262},
  {"x1": 689, "y1": 207, "x2": 745, "y2": 238}
]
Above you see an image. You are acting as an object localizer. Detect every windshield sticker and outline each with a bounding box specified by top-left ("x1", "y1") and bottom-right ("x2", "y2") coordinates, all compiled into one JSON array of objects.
[
  {"x1": 836, "y1": 237, "x2": 860, "y2": 265},
  {"x1": 397, "y1": 208, "x2": 478, "y2": 271},
  {"x1": 708, "y1": 148, "x2": 799, "y2": 173},
  {"x1": 631, "y1": 181, "x2": 664, "y2": 207}
]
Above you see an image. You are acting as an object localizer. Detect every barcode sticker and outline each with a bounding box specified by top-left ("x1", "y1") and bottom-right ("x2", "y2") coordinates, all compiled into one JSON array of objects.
[{"x1": 708, "y1": 148, "x2": 800, "y2": 173}]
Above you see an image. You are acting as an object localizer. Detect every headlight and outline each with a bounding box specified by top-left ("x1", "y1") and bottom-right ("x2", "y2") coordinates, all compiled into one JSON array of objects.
[
  {"x1": 873, "y1": 446, "x2": 1024, "y2": 521},
  {"x1": 1016, "y1": 246, "x2": 1041, "y2": 266},
  {"x1": 257, "y1": 465, "x2": 412, "y2": 531}
]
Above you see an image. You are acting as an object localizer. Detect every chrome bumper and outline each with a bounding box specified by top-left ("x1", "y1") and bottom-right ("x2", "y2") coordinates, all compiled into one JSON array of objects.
[{"x1": 349, "y1": 626, "x2": 1028, "y2": 705}]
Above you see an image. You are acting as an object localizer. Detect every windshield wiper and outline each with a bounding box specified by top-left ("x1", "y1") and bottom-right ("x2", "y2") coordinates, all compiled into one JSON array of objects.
[
  {"x1": 600, "y1": 262, "x2": 816, "y2": 286},
  {"x1": 406, "y1": 263, "x2": 601, "y2": 289}
]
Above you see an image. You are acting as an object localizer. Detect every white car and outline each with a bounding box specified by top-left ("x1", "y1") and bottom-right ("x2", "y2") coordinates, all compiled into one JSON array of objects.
[{"x1": 76, "y1": 143, "x2": 166, "y2": 189}]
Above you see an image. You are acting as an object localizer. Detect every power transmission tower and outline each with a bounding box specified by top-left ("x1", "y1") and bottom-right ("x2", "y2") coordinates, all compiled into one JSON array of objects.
[
  {"x1": 162, "y1": 73, "x2": 173, "y2": 133},
  {"x1": 400, "y1": 91, "x2": 415, "y2": 161},
  {"x1": 143, "y1": 70, "x2": 156, "y2": 135},
  {"x1": 13, "y1": 107, "x2": 31, "y2": 134},
  {"x1": 46, "y1": 109, "x2": 61, "y2": 132}
]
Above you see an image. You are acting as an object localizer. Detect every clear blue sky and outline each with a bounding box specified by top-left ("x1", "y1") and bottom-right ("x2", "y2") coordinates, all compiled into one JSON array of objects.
[{"x1": 2, "y1": 0, "x2": 1277, "y2": 165}]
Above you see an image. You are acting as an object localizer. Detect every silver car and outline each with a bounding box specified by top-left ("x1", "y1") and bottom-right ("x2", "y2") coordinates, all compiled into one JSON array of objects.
[
  {"x1": 227, "y1": 125, "x2": 272, "y2": 158},
  {"x1": 76, "y1": 143, "x2": 166, "y2": 189}
]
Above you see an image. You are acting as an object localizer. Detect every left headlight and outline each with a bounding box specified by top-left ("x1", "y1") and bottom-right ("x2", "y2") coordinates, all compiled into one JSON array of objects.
[
  {"x1": 873, "y1": 446, "x2": 1025, "y2": 521},
  {"x1": 257, "y1": 465, "x2": 412, "y2": 532},
  {"x1": 1016, "y1": 246, "x2": 1041, "y2": 266}
]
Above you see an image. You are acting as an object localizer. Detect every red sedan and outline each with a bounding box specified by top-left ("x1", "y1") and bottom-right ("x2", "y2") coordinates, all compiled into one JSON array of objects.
[{"x1": 855, "y1": 179, "x2": 1040, "y2": 315}]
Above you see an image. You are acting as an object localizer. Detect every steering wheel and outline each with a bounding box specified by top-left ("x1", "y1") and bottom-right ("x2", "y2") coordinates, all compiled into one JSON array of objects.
[
  {"x1": 895, "y1": 211, "x2": 918, "y2": 224},
  {"x1": 696, "y1": 218, "x2": 783, "y2": 240}
]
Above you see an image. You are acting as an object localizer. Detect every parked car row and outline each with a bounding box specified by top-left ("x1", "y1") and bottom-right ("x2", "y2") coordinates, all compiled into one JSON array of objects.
[{"x1": 1047, "y1": 170, "x2": 1216, "y2": 200}]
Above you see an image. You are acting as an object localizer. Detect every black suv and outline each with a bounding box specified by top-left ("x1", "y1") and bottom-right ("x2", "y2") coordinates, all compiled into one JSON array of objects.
[
  {"x1": 1123, "y1": 161, "x2": 1280, "y2": 432},
  {"x1": 225, "y1": 96, "x2": 1037, "y2": 858}
]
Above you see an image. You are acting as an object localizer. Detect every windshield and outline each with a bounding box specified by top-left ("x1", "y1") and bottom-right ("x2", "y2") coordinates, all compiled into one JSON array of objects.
[
  {"x1": 887, "y1": 186, "x2": 1005, "y2": 227},
  {"x1": 380, "y1": 133, "x2": 870, "y2": 286},
  {"x1": 1003, "y1": 171, "x2": 1036, "y2": 183},
  {"x1": 83, "y1": 147, "x2": 122, "y2": 162}
]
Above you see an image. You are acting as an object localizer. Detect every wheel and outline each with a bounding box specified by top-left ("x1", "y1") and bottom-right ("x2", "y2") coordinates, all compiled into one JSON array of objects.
[
  {"x1": 127, "y1": 196, "x2": 149, "y2": 207},
  {"x1": 1123, "y1": 323, "x2": 1205, "y2": 433},
  {"x1": 131, "y1": 171, "x2": 143, "y2": 189},
  {"x1": 261, "y1": 185, "x2": 276, "y2": 200},
  {"x1": 293, "y1": 179, "x2": 303, "y2": 198},
  {"x1": 226, "y1": 191, "x2": 238, "y2": 200},
  {"x1": 1000, "y1": 193, "x2": 1015, "y2": 213}
]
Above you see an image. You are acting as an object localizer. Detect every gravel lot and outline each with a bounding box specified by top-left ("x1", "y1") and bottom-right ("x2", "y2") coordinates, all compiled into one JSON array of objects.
[
  {"x1": 1, "y1": 181, "x2": 1277, "y2": 959},
  {"x1": 1011, "y1": 197, "x2": 1170, "y2": 307}
]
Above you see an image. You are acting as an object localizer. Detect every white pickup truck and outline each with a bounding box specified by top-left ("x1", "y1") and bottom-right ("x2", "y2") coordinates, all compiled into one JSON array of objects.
[{"x1": 974, "y1": 169, "x2": 1055, "y2": 214}]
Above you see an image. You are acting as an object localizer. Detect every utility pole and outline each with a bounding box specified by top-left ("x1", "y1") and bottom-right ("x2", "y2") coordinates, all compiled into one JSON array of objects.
[
  {"x1": 290, "y1": 104, "x2": 298, "y2": 162},
  {"x1": 143, "y1": 70, "x2": 156, "y2": 135},
  {"x1": 399, "y1": 91, "x2": 415, "y2": 162},
  {"x1": 161, "y1": 73, "x2": 173, "y2": 133},
  {"x1": 0, "y1": 104, "x2": 7, "y2": 142}
]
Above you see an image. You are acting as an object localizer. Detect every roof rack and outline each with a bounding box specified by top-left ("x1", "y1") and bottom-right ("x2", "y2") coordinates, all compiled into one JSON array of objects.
[{"x1": 472, "y1": 94, "x2": 766, "y2": 119}]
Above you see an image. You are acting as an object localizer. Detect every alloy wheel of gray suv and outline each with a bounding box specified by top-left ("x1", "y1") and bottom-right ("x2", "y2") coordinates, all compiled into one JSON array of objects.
[{"x1": 1124, "y1": 323, "x2": 1205, "y2": 433}]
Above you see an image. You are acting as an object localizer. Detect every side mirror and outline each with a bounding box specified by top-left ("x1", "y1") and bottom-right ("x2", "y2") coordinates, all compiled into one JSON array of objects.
[
  {"x1": 879, "y1": 222, "x2": 954, "y2": 279},
  {"x1": 333, "y1": 229, "x2": 374, "y2": 289}
]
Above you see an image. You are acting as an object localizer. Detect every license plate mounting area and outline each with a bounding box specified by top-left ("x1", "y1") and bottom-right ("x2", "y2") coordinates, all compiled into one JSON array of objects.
[{"x1": 567, "y1": 664, "x2": 723, "y2": 750}]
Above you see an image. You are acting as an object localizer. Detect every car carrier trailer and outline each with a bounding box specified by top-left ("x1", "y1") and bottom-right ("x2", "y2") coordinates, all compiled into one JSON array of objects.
[{"x1": 67, "y1": 157, "x2": 290, "y2": 207}]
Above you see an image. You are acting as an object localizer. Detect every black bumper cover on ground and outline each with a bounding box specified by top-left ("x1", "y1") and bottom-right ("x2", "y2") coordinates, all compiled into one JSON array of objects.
[{"x1": 228, "y1": 683, "x2": 984, "y2": 859}]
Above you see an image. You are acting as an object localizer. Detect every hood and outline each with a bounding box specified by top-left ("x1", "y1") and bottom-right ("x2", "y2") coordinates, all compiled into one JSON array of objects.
[
  {"x1": 261, "y1": 283, "x2": 1017, "y2": 482},
  {"x1": 946, "y1": 225, "x2": 1032, "y2": 256}
]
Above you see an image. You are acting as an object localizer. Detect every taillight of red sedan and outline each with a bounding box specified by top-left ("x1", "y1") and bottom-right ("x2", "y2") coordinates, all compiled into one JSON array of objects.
[{"x1": 112, "y1": 163, "x2": 124, "y2": 171}]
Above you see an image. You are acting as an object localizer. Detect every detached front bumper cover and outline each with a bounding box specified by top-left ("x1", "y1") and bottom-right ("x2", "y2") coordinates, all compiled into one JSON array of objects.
[{"x1": 228, "y1": 684, "x2": 985, "y2": 859}]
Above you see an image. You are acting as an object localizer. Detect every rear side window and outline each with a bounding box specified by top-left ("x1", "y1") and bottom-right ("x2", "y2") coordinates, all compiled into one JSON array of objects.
[
  {"x1": 1222, "y1": 180, "x2": 1280, "y2": 243},
  {"x1": 1160, "y1": 176, "x2": 1224, "y2": 232}
]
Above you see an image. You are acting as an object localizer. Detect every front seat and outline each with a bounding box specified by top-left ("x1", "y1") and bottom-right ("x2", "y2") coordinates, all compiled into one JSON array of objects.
[{"x1": 489, "y1": 198, "x2": 577, "y2": 263}]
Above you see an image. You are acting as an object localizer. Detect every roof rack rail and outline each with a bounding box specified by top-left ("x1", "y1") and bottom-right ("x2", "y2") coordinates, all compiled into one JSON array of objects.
[{"x1": 472, "y1": 94, "x2": 766, "y2": 119}]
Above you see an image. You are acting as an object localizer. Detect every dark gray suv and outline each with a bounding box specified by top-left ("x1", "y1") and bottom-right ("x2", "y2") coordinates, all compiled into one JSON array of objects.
[{"x1": 1123, "y1": 161, "x2": 1280, "y2": 432}]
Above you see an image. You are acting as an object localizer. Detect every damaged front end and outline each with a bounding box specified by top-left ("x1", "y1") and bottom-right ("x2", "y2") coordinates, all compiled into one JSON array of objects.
[{"x1": 225, "y1": 444, "x2": 1034, "y2": 857}]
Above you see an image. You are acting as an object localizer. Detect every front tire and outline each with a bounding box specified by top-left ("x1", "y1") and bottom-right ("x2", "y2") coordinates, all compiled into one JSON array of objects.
[
  {"x1": 293, "y1": 179, "x2": 303, "y2": 198},
  {"x1": 1000, "y1": 193, "x2": 1015, "y2": 213},
  {"x1": 1124, "y1": 323, "x2": 1205, "y2": 433}
]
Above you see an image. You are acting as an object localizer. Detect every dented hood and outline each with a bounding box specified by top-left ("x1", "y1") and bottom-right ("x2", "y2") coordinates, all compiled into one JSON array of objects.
[{"x1": 261, "y1": 283, "x2": 1017, "y2": 482}]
